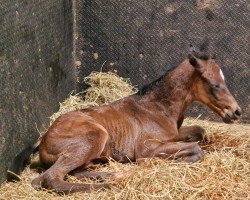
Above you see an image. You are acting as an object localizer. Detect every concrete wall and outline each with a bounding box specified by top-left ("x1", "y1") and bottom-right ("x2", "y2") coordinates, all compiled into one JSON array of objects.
[{"x1": 0, "y1": 0, "x2": 76, "y2": 183}]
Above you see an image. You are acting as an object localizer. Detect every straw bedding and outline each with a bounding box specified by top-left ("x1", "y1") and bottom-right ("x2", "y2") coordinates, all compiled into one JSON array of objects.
[{"x1": 0, "y1": 71, "x2": 249, "y2": 200}]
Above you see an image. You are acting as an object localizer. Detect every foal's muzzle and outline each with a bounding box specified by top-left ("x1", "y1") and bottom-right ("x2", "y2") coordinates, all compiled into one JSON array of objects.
[{"x1": 222, "y1": 107, "x2": 242, "y2": 124}]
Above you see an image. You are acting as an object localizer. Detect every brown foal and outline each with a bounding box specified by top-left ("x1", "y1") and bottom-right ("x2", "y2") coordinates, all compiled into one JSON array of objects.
[{"x1": 32, "y1": 50, "x2": 241, "y2": 193}]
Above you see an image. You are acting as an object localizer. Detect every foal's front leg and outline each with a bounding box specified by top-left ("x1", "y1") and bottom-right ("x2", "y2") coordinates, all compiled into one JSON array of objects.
[{"x1": 140, "y1": 141, "x2": 203, "y2": 163}]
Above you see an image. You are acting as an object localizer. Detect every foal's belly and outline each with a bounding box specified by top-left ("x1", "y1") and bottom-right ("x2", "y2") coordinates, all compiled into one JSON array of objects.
[
  {"x1": 85, "y1": 105, "x2": 175, "y2": 162},
  {"x1": 99, "y1": 128, "x2": 138, "y2": 162},
  {"x1": 85, "y1": 108, "x2": 141, "y2": 162}
]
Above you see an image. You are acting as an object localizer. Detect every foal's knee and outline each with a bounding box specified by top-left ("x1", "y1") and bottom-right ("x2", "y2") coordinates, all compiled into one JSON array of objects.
[{"x1": 192, "y1": 126, "x2": 205, "y2": 135}]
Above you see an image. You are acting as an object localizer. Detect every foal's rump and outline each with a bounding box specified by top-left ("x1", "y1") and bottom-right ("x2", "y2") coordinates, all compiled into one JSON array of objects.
[{"x1": 39, "y1": 111, "x2": 109, "y2": 166}]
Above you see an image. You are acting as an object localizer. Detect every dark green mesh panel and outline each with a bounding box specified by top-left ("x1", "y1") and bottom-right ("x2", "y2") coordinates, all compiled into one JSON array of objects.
[
  {"x1": 76, "y1": 0, "x2": 249, "y2": 123},
  {"x1": 0, "y1": 0, "x2": 76, "y2": 183}
]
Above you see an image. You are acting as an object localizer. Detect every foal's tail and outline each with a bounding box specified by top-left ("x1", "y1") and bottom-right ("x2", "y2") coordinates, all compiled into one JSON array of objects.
[{"x1": 7, "y1": 141, "x2": 40, "y2": 182}]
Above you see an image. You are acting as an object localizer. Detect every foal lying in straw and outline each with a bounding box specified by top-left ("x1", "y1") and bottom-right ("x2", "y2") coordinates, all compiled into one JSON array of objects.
[{"x1": 32, "y1": 50, "x2": 241, "y2": 193}]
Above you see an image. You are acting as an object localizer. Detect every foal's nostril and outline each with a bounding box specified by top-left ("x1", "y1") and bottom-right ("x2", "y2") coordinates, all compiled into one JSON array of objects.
[{"x1": 235, "y1": 109, "x2": 242, "y2": 116}]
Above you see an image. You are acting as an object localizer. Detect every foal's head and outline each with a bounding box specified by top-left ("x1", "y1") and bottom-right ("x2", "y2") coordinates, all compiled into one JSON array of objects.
[{"x1": 188, "y1": 51, "x2": 241, "y2": 123}]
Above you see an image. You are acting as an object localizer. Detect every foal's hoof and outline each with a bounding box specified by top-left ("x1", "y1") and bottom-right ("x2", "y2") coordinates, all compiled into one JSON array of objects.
[
  {"x1": 185, "y1": 132, "x2": 204, "y2": 142},
  {"x1": 175, "y1": 143, "x2": 204, "y2": 163},
  {"x1": 108, "y1": 172, "x2": 131, "y2": 192},
  {"x1": 186, "y1": 144, "x2": 204, "y2": 163},
  {"x1": 111, "y1": 171, "x2": 131, "y2": 182},
  {"x1": 186, "y1": 126, "x2": 207, "y2": 143},
  {"x1": 136, "y1": 158, "x2": 148, "y2": 164},
  {"x1": 115, "y1": 172, "x2": 131, "y2": 180},
  {"x1": 31, "y1": 177, "x2": 42, "y2": 190}
]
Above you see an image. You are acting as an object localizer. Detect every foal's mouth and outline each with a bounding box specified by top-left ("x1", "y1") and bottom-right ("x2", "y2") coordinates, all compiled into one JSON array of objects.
[
  {"x1": 222, "y1": 109, "x2": 241, "y2": 124},
  {"x1": 222, "y1": 113, "x2": 236, "y2": 124},
  {"x1": 208, "y1": 103, "x2": 240, "y2": 124}
]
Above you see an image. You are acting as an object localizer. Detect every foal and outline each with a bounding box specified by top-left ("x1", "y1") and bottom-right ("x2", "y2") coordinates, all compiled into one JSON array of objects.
[{"x1": 32, "y1": 51, "x2": 241, "y2": 193}]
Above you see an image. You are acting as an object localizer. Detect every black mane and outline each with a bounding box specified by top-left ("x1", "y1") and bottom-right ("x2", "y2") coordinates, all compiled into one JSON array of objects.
[{"x1": 136, "y1": 66, "x2": 177, "y2": 95}]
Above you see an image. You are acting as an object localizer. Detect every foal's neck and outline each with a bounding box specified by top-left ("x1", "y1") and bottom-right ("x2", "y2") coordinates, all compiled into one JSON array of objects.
[{"x1": 140, "y1": 59, "x2": 196, "y2": 120}]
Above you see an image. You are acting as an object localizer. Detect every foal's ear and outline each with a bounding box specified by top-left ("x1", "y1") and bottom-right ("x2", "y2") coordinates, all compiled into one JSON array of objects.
[
  {"x1": 188, "y1": 44, "x2": 199, "y2": 68},
  {"x1": 188, "y1": 54, "x2": 199, "y2": 68},
  {"x1": 188, "y1": 44, "x2": 208, "y2": 68}
]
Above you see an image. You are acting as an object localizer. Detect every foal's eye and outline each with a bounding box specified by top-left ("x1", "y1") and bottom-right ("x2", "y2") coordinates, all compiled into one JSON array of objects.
[{"x1": 211, "y1": 84, "x2": 220, "y2": 90}]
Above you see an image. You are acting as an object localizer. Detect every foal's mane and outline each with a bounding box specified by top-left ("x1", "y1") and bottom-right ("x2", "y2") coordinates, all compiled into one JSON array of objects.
[
  {"x1": 136, "y1": 66, "x2": 177, "y2": 95},
  {"x1": 137, "y1": 53, "x2": 210, "y2": 96}
]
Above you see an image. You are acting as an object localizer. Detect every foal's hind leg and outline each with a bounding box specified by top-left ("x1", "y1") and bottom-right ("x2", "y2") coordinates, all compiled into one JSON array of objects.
[
  {"x1": 32, "y1": 131, "x2": 110, "y2": 194},
  {"x1": 71, "y1": 169, "x2": 130, "y2": 182},
  {"x1": 70, "y1": 168, "x2": 116, "y2": 180},
  {"x1": 177, "y1": 126, "x2": 205, "y2": 142}
]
